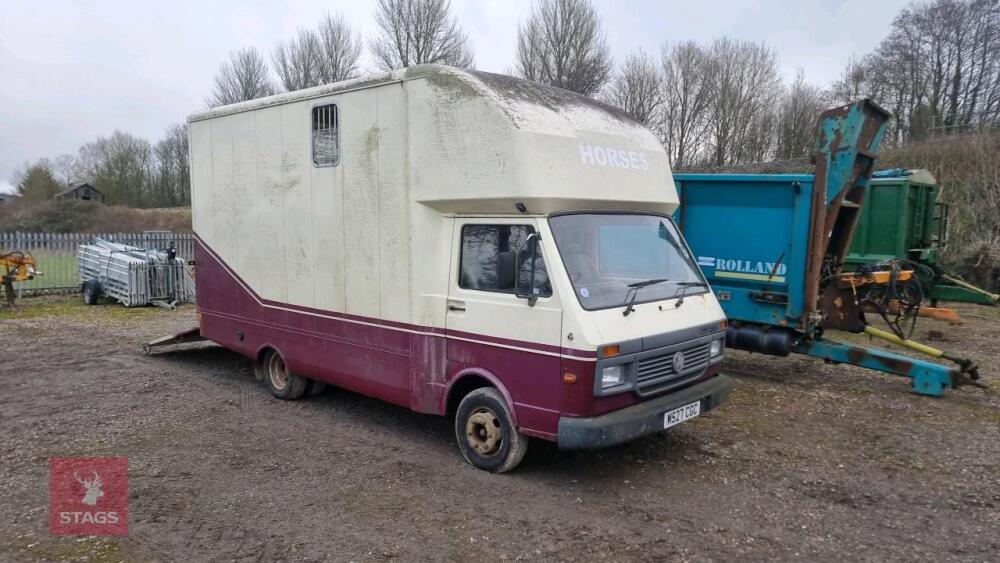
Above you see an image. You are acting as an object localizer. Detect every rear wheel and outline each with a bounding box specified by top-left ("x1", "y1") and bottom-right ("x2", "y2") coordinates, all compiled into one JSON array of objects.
[
  {"x1": 82, "y1": 280, "x2": 101, "y2": 305},
  {"x1": 260, "y1": 350, "x2": 308, "y2": 400},
  {"x1": 454, "y1": 387, "x2": 528, "y2": 473}
]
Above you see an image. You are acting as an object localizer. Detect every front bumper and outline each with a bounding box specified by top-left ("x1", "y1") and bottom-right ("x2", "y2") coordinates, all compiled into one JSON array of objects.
[{"x1": 557, "y1": 374, "x2": 732, "y2": 450}]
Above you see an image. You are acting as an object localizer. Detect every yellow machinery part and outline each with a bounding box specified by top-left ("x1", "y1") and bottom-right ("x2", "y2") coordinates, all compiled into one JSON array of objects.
[
  {"x1": 862, "y1": 325, "x2": 944, "y2": 358},
  {"x1": 837, "y1": 269, "x2": 913, "y2": 289},
  {"x1": 0, "y1": 252, "x2": 38, "y2": 282}
]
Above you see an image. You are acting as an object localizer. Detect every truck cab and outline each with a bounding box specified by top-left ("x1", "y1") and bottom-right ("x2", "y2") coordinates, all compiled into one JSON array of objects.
[{"x1": 443, "y1": 211, "x2": 730, "y2": 471}]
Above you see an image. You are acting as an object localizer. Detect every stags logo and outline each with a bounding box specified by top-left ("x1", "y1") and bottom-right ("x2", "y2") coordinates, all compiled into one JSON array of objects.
[
  {"x1": 50, "y1": 456, "x2": 128, "y2": 536},
  {"x1": 74, "y1": 470, "x2": 104, "y2": 505}
]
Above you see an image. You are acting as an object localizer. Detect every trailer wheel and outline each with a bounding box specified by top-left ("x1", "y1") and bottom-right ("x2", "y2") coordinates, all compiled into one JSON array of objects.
[
  {"x1": 454, "y1": 387, "x2": 528, "y2": 473},
  {"x1": 260, "y1": 350, "x2": 308, "y2": 400},
  {"x1": 82, "y1": 280, "x2": 102, "y2": 305}
]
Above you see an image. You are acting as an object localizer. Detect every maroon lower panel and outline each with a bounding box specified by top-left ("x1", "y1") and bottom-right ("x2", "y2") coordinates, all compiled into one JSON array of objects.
[
  {"x1": 194, "y1": 238, "x2": 601, "y2": 439},
  {"x1": 194, "y1": 238, "x2": 721, "y2": 441},
  {"x1": 447, "y1": 339, "x2": 565, "y2": 437}
]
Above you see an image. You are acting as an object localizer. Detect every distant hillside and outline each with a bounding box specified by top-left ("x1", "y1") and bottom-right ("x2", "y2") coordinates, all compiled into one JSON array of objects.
[{"x1": 0, "y1": 200, "x2": 191, "y2": 233}]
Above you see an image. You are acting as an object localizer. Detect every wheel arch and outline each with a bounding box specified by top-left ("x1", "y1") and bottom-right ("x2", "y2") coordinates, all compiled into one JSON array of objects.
[
  {"x1": 255, "y1": 344, "x2": 280, "y2": 363},
  {"x1": 443, "y1": 367, "x2": 519, "y2": 428},
  {"x1": 253, "y1": 343, "x2": 284, "y2": 380}
]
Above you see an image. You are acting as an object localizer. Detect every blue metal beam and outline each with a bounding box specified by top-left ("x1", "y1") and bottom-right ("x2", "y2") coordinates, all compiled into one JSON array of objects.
[{"x1": 792, "y1": 338, "x2": 956, "y2": 396}]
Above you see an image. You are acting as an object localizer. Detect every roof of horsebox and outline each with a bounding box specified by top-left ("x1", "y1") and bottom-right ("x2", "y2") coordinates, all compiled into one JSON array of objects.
[{"x1": 188, "y1": 65, "x2": 651, "y2": 139}]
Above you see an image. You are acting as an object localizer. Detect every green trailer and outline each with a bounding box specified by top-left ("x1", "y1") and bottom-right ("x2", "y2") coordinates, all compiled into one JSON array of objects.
[{"x1": 844, "y1": 169, "x2": 998, "y2": 306}]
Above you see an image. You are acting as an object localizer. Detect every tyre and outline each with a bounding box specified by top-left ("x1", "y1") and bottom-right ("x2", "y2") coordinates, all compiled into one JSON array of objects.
[
  {"x1": 82, "y1": 280, "x2": 102, "y2": 305},
  {"x1": 259, "y1": 350, "x2": 308, "y2": 400},
  {"x1": 454, "y1": 387, "x2": 528, "y2": 473}
]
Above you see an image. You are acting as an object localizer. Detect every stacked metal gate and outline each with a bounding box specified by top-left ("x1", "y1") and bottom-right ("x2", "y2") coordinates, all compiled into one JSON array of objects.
[{"x1": 77, "y1": 239, "x2": 195, "y2": 307}]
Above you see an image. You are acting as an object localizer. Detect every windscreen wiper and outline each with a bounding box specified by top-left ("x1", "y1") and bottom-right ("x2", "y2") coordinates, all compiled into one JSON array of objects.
[
  {"x1": 673, "y1": 281, "x2": 709, "y2": 307},
  {"x1": 622, "y1": 278, "x2": 669, "y2": 317}
]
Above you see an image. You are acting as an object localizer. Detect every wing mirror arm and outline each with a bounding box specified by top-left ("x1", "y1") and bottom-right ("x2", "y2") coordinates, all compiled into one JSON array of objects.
[{"x1": 516, "y1": 233, "x2": 541, "y2": 307}]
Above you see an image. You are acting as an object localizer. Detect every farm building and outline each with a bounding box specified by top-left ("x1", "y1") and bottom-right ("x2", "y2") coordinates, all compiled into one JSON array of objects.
[{"x1": 55, "y1": 182, "x2": 105, "y2": 203}]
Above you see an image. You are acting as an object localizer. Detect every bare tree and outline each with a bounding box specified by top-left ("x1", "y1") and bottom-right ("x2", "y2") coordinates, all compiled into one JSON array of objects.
[
  {"x1": 705, "y1": 38, "x2": 783, "y2": 166},
  {"x1": 603, "y1": 50, "x2": 663, "y2": 126},
  {"x1": 369, "y1": 0, "x2": 474, "y2": 71},
  {"x1": 273, "y1": 14, "x2": 362, "y2": 92},
  {"x1": 775, "y1": 70, "x2": 827, "y2": 160},
  {"x1": 829, "y1": 54, "x2": 867, "y2": 104},
  {"x1": 78, "y1": 131, "x2": 155, "y2": 206},
  {"x1": 51, "y1": 154, "x2": 82, "y2": 186},
  {"x1": 840, "y1": 0, "x2": 1000, "y2": 143},
  {"x1": 316, "y1": 13, "x2": 363, "y2": 83},
  {"x1": 515, "y1": 0, "x2": 612, "y2": 96},
  {"x1": 273, "y1": 29, "x2": 323, "y2": 92},
  {"x1": 152, "y1": 124, "x2": 191, "y2": 206},
  {"x1": 14, "y1": 129, "x2": 192, "y2": 209},
  {"x1": 660, "y1": 41, "x2": 713, "y2": 168},
  {"x1": 207, "y1": 47, "x2": 276, "y2": 107}
]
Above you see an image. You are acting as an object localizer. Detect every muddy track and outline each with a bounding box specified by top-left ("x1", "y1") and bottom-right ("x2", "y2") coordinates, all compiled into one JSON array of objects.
[{"x1": 1, "y1": 297, "x2": 998, "y2": 561}]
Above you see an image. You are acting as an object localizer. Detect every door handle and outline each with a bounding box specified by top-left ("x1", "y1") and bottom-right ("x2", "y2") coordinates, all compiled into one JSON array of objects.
[{"x1": 448, "y1": 301, "x2": 466, "y2": 312}]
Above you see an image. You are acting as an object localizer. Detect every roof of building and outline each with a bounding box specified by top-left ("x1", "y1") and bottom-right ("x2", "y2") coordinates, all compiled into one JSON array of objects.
[{"x1": 54, "y1": 182, "x2": 102, "y2": 198}]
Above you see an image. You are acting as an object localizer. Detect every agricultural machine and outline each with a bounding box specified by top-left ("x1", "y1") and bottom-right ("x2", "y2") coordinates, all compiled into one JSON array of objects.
[
  {"x1": 843, "y1": 168, "x2": 999, "y2": 309},
  {"x1": 675, "y1": 100, "x2": 983, "y2": 396},
  {"x1": 0, "y1": 251, "x2": 39, "y2": 308}
]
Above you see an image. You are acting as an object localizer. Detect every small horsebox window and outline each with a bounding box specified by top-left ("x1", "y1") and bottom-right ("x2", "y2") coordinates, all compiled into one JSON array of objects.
[{"x1": 312, "y1": 104, "x2": 339, "y2": 167}]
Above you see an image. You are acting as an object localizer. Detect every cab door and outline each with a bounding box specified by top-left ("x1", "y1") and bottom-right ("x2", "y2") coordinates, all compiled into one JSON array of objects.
[{"x1": 445, "y1": 218, "x2": 564, "y2": 429}]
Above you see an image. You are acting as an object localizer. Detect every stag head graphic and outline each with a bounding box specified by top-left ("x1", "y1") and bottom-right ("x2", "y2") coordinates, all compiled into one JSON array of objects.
[{"x1": 73, "y1": 470, "x2": 104, "y2": 505}]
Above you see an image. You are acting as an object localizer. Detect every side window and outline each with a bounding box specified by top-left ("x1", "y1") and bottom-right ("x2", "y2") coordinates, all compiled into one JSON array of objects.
[
  {"x1": 312, "y1": 104, "x2": 339, "y2": 167},
  {"x1": 459, "y1": 224, "x2": 552, "y2": 297}
]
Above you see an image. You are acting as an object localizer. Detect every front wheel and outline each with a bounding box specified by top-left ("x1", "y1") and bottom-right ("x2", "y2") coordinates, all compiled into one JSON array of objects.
[{"x1": 454, "y1": 387, "x2": 528, "y2": 473}]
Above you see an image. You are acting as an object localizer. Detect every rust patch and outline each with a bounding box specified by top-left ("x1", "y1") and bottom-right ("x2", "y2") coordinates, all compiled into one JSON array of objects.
[
  {"x1": 877, "y1": 354, "x2": 915, "y2": 374},
  {"x1": 820, "y1": 284, "x2": 865, "y2": 332},
  {"x1": 844, "y1": 346, "x2": 915, "y2": 375}
]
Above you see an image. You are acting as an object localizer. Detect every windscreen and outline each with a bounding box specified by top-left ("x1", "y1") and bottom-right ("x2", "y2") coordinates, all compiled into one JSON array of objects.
[{"x1": 548, "y1": 213, "x2": 706, "y2": 310}]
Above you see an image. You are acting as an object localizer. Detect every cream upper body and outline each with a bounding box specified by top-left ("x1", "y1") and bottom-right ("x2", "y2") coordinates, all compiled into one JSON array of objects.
[{"x1": 189, "y1": 64, "x2": 725, "y2": 355}]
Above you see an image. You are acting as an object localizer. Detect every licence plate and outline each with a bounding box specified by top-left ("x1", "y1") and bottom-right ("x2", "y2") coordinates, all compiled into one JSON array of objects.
[{"x1": 663, "y1": 401, "x2": 701, "y2": 429}]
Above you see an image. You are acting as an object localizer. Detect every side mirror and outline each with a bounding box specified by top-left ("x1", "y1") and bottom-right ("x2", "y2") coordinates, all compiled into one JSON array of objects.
[{"x1": 515, "y1": 233, "x2": 540, "y2": 307}]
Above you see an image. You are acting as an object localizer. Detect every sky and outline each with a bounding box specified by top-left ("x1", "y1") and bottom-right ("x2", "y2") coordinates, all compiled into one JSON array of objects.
[{"x1": 0, "y1": 0, "x2": 909, "y2": 195}]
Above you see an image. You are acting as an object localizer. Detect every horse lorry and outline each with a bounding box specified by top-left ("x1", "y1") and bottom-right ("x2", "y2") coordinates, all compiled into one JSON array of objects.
[{"x1": 149, "y1": 65, "x2": 731, "y2": 472}]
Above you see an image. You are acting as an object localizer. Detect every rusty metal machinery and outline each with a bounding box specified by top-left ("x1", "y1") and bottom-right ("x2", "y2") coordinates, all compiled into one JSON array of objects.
[
  {"x1": 675, "y1": 100, "x2": 983, "y2": 396},
  {"x1": 0, "y1": 251, "x2": 40, "y2": 308}
]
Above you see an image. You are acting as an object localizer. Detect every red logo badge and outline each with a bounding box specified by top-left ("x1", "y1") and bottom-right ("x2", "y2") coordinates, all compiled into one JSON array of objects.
[{"x1": 50, "y1": 456, "x2": 128, "y2": 536}]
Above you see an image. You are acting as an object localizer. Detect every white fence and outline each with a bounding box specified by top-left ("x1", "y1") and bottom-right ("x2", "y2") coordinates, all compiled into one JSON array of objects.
[{"x1": 0, "y1": 232, "x2": 194, "y2": 296}]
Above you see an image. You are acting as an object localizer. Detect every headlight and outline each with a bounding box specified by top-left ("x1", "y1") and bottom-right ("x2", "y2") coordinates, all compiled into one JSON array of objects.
[
  {"x1": 710, "y1": 339, "x2": 723, "y2": 357},
  {"x1": 600, "y1": 365, "x2": 625, "y2": 388}
]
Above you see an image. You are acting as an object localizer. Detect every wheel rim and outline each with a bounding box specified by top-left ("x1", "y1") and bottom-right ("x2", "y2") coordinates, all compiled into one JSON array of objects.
[
  {"x1": 268, "y1": 353, "x2": 288, "y2": 391},
  {"x1": 465, "y1": 407, "x2": 503, "y2": 456}
]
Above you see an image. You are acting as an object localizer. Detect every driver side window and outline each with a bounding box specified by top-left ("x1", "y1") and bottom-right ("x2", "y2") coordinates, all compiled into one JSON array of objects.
[{"x1": 459, "y1": 224, "x2": 552, "y2": 297}]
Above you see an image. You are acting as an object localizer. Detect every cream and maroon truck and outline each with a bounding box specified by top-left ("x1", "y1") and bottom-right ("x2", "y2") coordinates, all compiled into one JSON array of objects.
[{"x1": 170, "y1": 65, "x2": 730, "y2": 472}]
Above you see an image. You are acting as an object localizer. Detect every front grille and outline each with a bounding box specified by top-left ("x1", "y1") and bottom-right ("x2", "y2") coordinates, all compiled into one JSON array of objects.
[{"x1": 636, "y1": 342, "x2": 712, "y2": 392}]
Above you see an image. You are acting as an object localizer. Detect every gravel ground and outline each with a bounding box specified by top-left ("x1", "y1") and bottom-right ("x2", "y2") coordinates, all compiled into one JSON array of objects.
[{"x1": 1, "y1": 296, "x2": 997, "y2": 562}]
